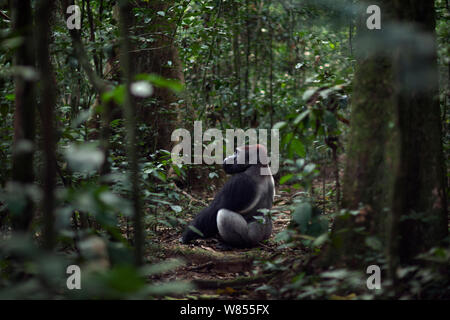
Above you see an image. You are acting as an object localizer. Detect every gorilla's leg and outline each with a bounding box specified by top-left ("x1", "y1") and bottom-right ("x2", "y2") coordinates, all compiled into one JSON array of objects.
[{"x1": 216, "y1": 209, "x2": 272, "y2": 248}]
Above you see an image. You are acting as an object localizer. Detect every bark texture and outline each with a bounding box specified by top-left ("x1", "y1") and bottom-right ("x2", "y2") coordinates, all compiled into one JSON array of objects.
[
  {"x1": 132, "y1": 1, "x2": 185, "y2": 151},
  {"x1": 327, "y1": 1, "x2": 447, "y2": 269},
  {"x1": 36, "y1": 0, "x2": 57, "y2": 250},
  {"x1": 10, "y1": 0, "x2": 36, "y2": 230}
]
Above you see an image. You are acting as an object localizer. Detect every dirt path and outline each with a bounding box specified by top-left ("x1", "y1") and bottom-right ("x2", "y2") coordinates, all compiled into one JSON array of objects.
[
  {"x1": 146, "y1": 195, "x2": 300, "y2": 299},
  {"x1": 146, "y1": 174, "x2": 338, "y2": 299}
]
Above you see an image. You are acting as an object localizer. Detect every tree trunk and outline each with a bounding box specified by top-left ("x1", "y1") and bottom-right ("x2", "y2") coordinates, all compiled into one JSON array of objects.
[
  {"x1": 119, "y1": 0, "x2": 143, "y2": 266},
  {"x1": 232, "y1": 0, "x2": 242, "y2": 127},
  {"x1": 36, "y1": 0, "x2": 57, "y2": 250},
  {"x1": 245, "y1": 0, "x2": 251, "y2": 124},
  {"x1": 10, "y1": 0, "x2": 36, "y2": 231},
  {"x1": 132, "y1": 1, "x2": 185, "y2": 152},
  {"x1": 327, "y1": 1, "x2": 448, "y2": 272},
  {"x1": 388, "y1": 0, "x2": 447, "y2": 272}
]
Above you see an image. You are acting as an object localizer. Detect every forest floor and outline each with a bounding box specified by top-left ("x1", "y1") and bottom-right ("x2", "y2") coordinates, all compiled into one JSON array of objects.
[{"x1": 146, "y1": 173, "x2": 339, "y2": 300}]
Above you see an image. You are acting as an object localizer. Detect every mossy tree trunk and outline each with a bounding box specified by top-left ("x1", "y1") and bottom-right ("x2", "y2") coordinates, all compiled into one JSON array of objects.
[
  {"x1": 132, "y1": 0, "x2": 185, "y2": 152},
  {"x1": 388, "y1": 0, "x2": 447, "y2": 272},
  {"x1": 327, "y1": 1, "x2": 448, "y2": 273}
]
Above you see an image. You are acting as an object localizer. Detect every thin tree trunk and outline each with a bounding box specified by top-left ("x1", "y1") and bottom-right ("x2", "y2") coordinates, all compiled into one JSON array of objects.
[
  {"x1": 119, "y1": 0, "x2": 143, "y2": 266},
  {"x1": 326, "y1": 136, "x2": 341, "y2": 211},
  {"x1": 10, "y1": 0, "x2": 36, "y2": 231},
  {"x1": 349, "y1": 21, "x2": 353, "y2": 56},
  {"x1": 251, "y1": 0, "x2": 262, "y2": 126},
  {"x1": 36, "y1": 0, "x2": 57, "y2": 250},
  {"x1": 269, "y1": 23, "x2": 274, "y2": 129},
  {"x1": 86, "y1": 0, "x2": 100, "y2": 75},
  {"x1": 98, "y1": 0, "x2": 104, "y2": 75},
  {"x1": 245, "y1": 0, "x2": 250, "y2": 121},
  {"x1": 99, "y1": 101, "x2": 113, "y2": 176},
  {"x1": 232, "y1": 0, "x2": 242, "y2": 127},
  {"x1": 64, "y1": 0, "x2": 113, "y2": 176},
  {"x1": 322, "y1": 159, "x2": 326, "y2": 213},
  {"x1": 332, "y1": 144, "x2": 340, "y2": 211}
]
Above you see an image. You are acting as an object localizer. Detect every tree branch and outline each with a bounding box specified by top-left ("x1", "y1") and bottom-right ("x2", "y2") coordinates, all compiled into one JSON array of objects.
[{"x1": 62, "y1": 0, "x2": 109, "y2": 94}]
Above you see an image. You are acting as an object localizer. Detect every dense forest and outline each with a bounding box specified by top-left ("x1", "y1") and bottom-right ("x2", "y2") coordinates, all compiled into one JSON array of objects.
[{"x1": 0, "y1": 0, "x2": 448, "y2": 302}]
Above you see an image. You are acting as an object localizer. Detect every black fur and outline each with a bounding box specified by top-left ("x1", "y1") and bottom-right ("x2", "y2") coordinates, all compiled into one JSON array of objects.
[
  {"x1": 181, "y1": 172, "x2": 259, "y2": 243},
  {"x1": 181, "y1": 145, "x2": 274, "y2": 247}
]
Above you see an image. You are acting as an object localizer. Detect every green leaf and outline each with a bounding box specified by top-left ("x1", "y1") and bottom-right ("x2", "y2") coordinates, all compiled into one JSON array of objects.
[
  {"x1": 153, "y1": 171, "x2": 167, "y2": 182},
  {"x1": 274, "y1": 230, "x2": 291, "y2": 243},
  {"x1": 188, "y1": 225, "x2": 204, "y2": 237},
  {"x1": 170, "y1": 205, "x2": 182, "y2": 213},
  {"x1": 296, "y1": 159, "x2": 305, "y2": 168},
  {"x1": 282, "y1": 132, "x2": 294, "y2": 149},
  {"x1": 313, "y1": 233, "x2": 329, "y2": 247},
  {"x1": 272, "y1": 121, "x2": 287, "y2": 130},
  {"x1": 293, "y1": 110, "x2": 310, "y2": 125},
  {"x1": 308, "y1": 215, "x2": 328, "y2": 237},
  {"x1": 303, "y1": 163, "x2": 316, "y2": 174},
  {"x1": 290, "y1": 139, "x2": 306, "y2": 157},
  {"x1": 172, "y1": 164, "x2": 182, "y2": 177},
  {"x1": 135, "y1": 74, "x2": 184, "y2": 93},
  {"x1": 101, "y1": 266, "x2": 145, "y2": 293},
  {"x1": 292, "y1": 202, "x2": 312, "y2": 234},
  {"x1": 101, "y1": 85, "x2": 125, "y2": 105},
  {"x1": 5, "y1": 94, "x2": 15, "y2": 101},
  {"x1": 321, "y1": 269, "x2": 350, "y2": 279},
  {"x1": 324, "y1": 110, "x2": 337, "y2": 128},
  {"x1": 302, "y1": 88, "x2": 317, "y2": 101},
  {"x1": 280, "y1": 173, "x2": 294, "y2": 185},
  {"x1": 209, "y1": 172, "x2": 218, "y2": 179}
]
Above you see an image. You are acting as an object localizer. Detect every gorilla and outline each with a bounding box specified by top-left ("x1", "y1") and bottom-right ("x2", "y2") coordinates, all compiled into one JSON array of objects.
[{"x1": 181, "y1": 144, "x2": 275, "y2": 248}]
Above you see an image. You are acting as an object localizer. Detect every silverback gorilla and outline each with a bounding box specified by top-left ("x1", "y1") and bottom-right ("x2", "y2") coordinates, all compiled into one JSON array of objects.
[{"x1": 181, "y1": 144, "x2": 275, "y2": 248}]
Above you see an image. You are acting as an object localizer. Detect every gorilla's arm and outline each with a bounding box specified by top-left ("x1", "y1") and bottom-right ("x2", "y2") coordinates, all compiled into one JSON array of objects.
[{"x1": 181, "y1": 173, "x2": 257, "y2": 243}]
